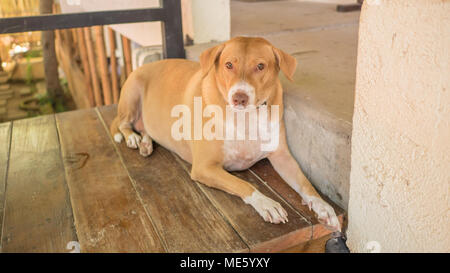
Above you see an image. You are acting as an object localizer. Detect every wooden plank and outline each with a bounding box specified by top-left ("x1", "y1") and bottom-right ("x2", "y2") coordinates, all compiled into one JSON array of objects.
[
  {"x1": 94, "y1": 26, "x2": 113, "y2": 105},
  {"x1": 121, "y1": 35, "x2": 132, "y2": 78},
  {"x1": 56, "y1": 108, "x2": 165, "y2": 252},
  {"x1": 0, "y1": 121, "x2": 11, "y2": 250},
  {"x1": 1, "y1": 116, "x2": 77, "y2": 252},
  {"x1": 76, "y1": 28, "x2": 95, "y2": 107},
  {"x1": 250, "y1": 159, "x2": 346, "y2": 239},
  {"x1": 55, "y1": 28, "x2": 92, "y2": 109},
  {"x1": 282, "y1": 233, "x2": 332, "y2": 253},
  {"x1": 84, "y1": 27, "x2": 103, "y2": 106},
  {"x1": 98, "y1": 105, "x2": 248, "y2": 253},
  {"x1": 108, "y1": 28, "x2": 120, "y2": 104},
  {"x1": 176, "y1": 159, "x2": 312, "y2": 252},
  {"x1": 154, "y1": 147, "x2": 313, "y2": 251}
]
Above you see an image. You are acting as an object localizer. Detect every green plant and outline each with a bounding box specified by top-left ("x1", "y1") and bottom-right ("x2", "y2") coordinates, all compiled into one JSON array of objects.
[
  {"x1": 25, "y1": 55, "x2": 33, "y2": 85},
  {"x1": 24, "y1": 49, "x2": 43, "y2": 58}
]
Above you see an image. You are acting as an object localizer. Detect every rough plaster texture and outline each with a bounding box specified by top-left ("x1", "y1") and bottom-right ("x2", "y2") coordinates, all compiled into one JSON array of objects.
[
  {"x1": 191, "y1": 0, "x2": 231, "y2": 44},
  {"x1": 347, "y1": 0, "x2": 450, "y2": 252}
]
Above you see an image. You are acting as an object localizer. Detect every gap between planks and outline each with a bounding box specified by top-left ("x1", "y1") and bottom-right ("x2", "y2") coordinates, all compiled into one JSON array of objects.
[
  {"x1": 94, "y1": 107, "x2": 170, "y2": 252},
  {"x1": 0, "y1": 121, "x2": 12, "y2": 252},
  {"x1": 1, "y1": 116, "x2": 78, "y2": 252},
  {"x1": 96, "y1": 105, "x2": 315, "y2": 252},
  {"x1": 96, "y1": 106, "x2": 249, "y2": 252},
  {"x1": 56, "y1": 109, "x2": 165, "y2": 252}
]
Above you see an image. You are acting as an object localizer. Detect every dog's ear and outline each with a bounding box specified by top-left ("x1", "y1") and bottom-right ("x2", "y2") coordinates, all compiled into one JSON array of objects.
[
  {"x1": 200, "y1": 43, "x2": 225, "y2": 77},
  {"x1": 272, "y1": 47, "x2": 297, "y2": 82}
]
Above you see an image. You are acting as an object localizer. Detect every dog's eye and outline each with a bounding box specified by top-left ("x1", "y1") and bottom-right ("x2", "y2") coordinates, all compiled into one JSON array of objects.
[
  {"x1": 225, "y1": 62, "x2": 233, "y2": 69},
  {"x1": 257, "y1": 63, "x2": 265, "y2": 71}
]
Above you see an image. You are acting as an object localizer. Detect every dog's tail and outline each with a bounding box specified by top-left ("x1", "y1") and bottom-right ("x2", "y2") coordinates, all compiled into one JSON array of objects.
[{"x1": 110, "y1": 116, "x2": 123, "y2": 143}]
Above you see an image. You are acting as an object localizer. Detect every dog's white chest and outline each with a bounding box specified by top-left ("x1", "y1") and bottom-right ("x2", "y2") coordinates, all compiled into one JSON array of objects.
[{"x1": 222, "y1": 140, "x2": 268, "y2": 171}]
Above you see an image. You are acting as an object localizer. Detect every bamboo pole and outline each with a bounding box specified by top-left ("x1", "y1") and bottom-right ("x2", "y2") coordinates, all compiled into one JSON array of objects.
[
  {"x1": 94, "y1": 26, "x2": 112, "y2": 105},
  {"x1": 71, "y1": 28, "x2": 78, "y2": 46},
  {"x1": 76, "y1": 28, "x2": 95, "y2": 107},
  {"x1": 108, "y1": 27, "x2": 120, "y2": 104},
  {"x1": 84, "y1": 27, "x2": 103, "y2": 106},
  {"x1": 121, "y1": 35, "x2": 133, "y2": 78}
]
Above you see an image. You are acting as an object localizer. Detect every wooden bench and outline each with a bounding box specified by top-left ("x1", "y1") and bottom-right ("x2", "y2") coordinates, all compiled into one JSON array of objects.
[{"x1": 0, "y1": 105, "x2": 344, "y2": 253}]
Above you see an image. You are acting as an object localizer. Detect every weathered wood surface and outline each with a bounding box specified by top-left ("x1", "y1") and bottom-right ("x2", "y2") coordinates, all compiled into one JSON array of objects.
[
  {"x1": 250, "y1": 160, "x2": 345, "y2": 239},
  {"x1": 176, "y1": 157, "x2": 312, "y2": 252},
  {"x1": 0, "y1": 122, "x2": 11, "y2": 250},
  {"x1": 94, "y1": 26, "x2": 113, "y2": 105},
  {"x1": 0, "y1": 105, "x2": 345, "y2": 252},
  {"x1": 84, "y1": 27, "x2": 102, "y2": 106},
  {"x1": 56, "y1": 109, "x2": 164, "y2": 252},
  {"x1": 99, "y1": 105, "x2": 248, "y2": 252},
  {"x1": 108, "y1": 28, "x2": 120, "y2": 104},
  {"x1": 1, "y1": 116, "x2": 77, "y2": 252}
]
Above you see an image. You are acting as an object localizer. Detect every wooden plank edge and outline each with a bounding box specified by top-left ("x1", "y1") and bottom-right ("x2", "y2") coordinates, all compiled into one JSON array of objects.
[
  {"x1": 172, "y1": 154, "x2": 250, "y2": 253},
  {"x1": 0, "y1": 121, "x2": 12, "y2": 252},
  {"x1": 53, "y1": 114, "x2": 80, "y2": 250},
  {"x1": 173, "y1": 154, "x2": 314, "y2": 253},
  {"x1": 248, "y1": 168, "x2": 346, "y2": 240},
  {"x1": 95, "y1": 107, "x2": 169, "y2": 252}
]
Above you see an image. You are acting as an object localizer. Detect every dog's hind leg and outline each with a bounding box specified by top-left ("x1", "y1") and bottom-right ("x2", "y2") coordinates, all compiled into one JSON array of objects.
[
  {"x1": 114, "y1": 71, "x2": 147, "y2": 150},
  {"x1": 139, "y1": 133, "x2": 153, "y2": 157},
  {"x1": 119, "y1": 122, "x2": 141, "y2": 149}
]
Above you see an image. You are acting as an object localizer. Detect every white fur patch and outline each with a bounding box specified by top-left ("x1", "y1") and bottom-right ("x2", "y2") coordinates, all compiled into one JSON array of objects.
[
  {"x1": 303, "y1": 195, "x2": 341, "y2": 231},
  {"x1": 223, "y1": 139, "x2": 268, "y2": 171},
  {"x1": 139, "y1": 134, "x2": 153, "y2": 157},
  {"x1": 114, "y1": 133, "x2": 124, "y2": 143},
  {"x1": 227, "y1": 81, "x2": 256, "y2": 109},
  {"x1": 244, "y1": 190, "x2": 288, "y2": 224},
  {"x1": 126, "y1": 133, "x2": 141, "y2": 149}
]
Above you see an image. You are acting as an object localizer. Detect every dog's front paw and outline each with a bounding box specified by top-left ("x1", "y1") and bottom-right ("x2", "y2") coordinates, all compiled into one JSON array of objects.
[
  {"x1": 126, "y1": 133, "x2": 141, "y2": 149},
  {"x1": 244, "y1": 190, "x2": 288, "y2": 224},
  {"x1": 304, "y1": 196, "x2": 341, "y2": 231}
]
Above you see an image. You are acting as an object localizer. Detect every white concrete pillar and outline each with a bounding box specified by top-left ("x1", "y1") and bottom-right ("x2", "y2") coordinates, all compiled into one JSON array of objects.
[
  {"x1": 187, "y1": 0, "x2": 230, "y2": 44},
  {"x1": 347, "y1": 0, "x2": 450, "y2": 252}
]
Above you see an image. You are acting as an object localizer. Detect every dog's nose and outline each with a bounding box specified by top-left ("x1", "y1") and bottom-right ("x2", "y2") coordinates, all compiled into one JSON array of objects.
[{"x1": 232, "y1": 92, "x2": 249, "y2": 107}]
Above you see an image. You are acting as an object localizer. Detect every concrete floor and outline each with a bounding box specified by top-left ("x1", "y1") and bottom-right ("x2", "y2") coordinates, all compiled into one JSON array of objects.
[
  {"x1": 231, "y1": 0, "x2": 359, "y2": 122},
  {"x1": 186, "y1": 0, "x2": 360, "y2": 209}
]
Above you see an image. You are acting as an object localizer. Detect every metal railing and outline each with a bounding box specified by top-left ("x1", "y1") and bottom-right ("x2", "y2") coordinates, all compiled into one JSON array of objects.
[{"x1": 0, "y1": 0, "x2": 185, "y2": 59}]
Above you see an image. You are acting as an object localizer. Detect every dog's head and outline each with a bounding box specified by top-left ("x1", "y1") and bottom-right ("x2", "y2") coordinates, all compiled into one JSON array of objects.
[{"x1": 200, "y1": 36, "x2": 297, "y2": 110}]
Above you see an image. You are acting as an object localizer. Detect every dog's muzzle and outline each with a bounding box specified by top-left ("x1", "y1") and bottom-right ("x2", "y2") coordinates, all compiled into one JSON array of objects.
[{"x1": 228, "y1": 81, "x2": 255, "y2": 110}]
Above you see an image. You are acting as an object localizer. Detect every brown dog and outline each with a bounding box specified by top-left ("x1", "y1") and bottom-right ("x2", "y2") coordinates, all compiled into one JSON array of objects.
[{"x1": 110, "y1": 37, "x2": 340, "y2": 230}]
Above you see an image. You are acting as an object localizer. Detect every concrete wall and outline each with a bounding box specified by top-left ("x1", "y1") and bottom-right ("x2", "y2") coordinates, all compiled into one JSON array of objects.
[
  {"x1": 191, "y1": 0, "x2": 230, "y2": 44},
  {"x1": 347, "y1": 0, "x2": 450, "y2": 252}
]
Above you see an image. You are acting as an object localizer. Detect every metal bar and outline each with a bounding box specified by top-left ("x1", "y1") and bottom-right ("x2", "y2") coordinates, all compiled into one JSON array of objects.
[
  {"x1": 336, "y1": 3, "x2": 362, "y2": 12},
  {"x1": 0, "y1": 8, "x2": 165, "y2": 34},
  {"x1": 161, "y1": 0, "x2": 186, "y2": 59}
]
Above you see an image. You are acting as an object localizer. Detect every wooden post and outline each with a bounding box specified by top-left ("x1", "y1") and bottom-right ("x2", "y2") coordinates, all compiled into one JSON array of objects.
[
  {"x1": 84, "y1": 27, "x2": 103, "y2": 106},
  {"x1": 76, "y1": 28, "x2": 95, "y2": 107},
  {"x1": 71, "y1": 28, "x2": 78, "y2": 46},
  {"x1": 108, "y1": 28, "x2": 120, "y2": 104},
  {"x1": 94, "y1": 26, "x2": 112, "y2": 105},
  {"x1": 121, "y1": 35, "x2": 132, "y2": 79}
]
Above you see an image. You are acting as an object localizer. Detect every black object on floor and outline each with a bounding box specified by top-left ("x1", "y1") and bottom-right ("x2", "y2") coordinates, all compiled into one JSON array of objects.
[{"x1": 325, "y1": 232, "x2": 351, "y2": 253}]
